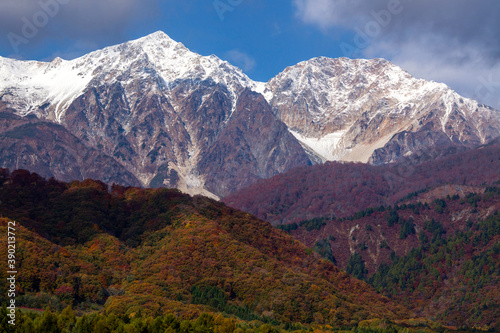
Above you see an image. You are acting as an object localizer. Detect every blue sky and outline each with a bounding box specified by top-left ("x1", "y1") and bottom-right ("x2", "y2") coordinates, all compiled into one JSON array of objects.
[
  {"x1": 0, "y1": 1, "x2": 351, "y2": 82},
  {"x1": 1, "y1": 0, "x2": 499, "y2": 108}
]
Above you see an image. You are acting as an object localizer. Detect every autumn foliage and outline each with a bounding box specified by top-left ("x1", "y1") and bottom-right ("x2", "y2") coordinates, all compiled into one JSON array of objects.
[
  {"x1": 223, "y1": 141, "x2": 500, "y2": 224},
  {"x1": 0, "y1": 169, "x2": 409, "y2": 329},
  {"x1": 284, "y1": 187, "x2": 500, "y2": 329}
]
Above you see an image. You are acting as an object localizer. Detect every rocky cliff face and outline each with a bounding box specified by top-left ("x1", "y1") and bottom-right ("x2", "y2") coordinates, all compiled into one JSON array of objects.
[
  {"x1": 198, "y1": 89, "x2": 312, "y2": 197},
  {"x1": 0, "y1": 111, "x2": 141, "y2": 186},
  {"x1": 263, "y1": 57, "x2": 500, "y2": 164},
  {"x1": 1, "y1": 33, "x2": 499, "y2": 197},
  {"x1": 0, "y1": 32, "x2": 310, "y2": 197}
]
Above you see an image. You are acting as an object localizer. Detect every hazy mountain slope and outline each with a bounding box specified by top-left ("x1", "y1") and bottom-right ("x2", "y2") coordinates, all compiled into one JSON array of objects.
[{"x1": 223, "y1": 139, "x2": 500, "y2": 224}]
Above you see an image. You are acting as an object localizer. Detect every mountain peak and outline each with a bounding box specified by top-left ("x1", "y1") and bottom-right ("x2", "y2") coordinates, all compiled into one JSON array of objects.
[
  {"x1": 130, "y1": 30, "x2": 180, "y2": 49},
  {"x1": 2, "y1": 31, "x2": 499, "y2": 194},
  {"x1": 266, "y1": 54, "x2": 500, "y2": 163},
  {"x1": 145, "y1": 30, "x2": 172, "y2": 40},
  {"x1": 119, "y1": 31, "x2": 183, "y2": 56},
  {"x1": 0, "y1": 30, "x2": 261, "y2": 121}
]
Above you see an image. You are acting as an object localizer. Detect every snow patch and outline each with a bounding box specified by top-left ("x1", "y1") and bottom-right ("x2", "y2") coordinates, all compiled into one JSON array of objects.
[
  {"x1": 253, "y1": 81, "x2": 273, "y2": 101},
  {"x1": 289, "y1": 129, "x2": 347, "y2": 161}
]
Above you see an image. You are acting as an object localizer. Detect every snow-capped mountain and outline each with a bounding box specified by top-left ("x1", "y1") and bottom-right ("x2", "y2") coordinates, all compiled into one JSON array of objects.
[
  {"x1": 0, "y1": 31, "x2": 261, "y2": 122},
  {"x1": 0, "y1": 31, "x2": 310, "y2": 198},
  {"x1": 263, "y1": 57, "x2": 500, "y2": 163},
  {"x1": 0, "y1": 32, "x2": 499, "y2": 197}
]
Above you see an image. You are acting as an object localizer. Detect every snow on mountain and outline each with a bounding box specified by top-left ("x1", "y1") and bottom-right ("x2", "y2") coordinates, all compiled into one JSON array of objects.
[
  {"x1": 130, "y1": 32, "x2": 261, "y2": 95},
  {"x1": 0, "y1": 56, "x2": 93, "y2": 122},
  {"x1": 289, "y1": 129, "x2": 347, "y2": 161},
  {"x1": 263, "y1": 57, "x2": 500, "y2": 163},
  {"x1": 0, "y1": 31, "x2": 309, "y2": 198},
  {"x1": 1, "y1": 32, "x2": 499, "y2": 197},
  {"x1": 0, "y1": 31, "x2": 262, "y2": 123}
]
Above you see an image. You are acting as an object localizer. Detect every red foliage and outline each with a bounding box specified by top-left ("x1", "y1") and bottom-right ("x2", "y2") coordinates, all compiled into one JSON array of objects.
[{"x1": 224, "y1": 143, "x2": 500, "y2": 224}]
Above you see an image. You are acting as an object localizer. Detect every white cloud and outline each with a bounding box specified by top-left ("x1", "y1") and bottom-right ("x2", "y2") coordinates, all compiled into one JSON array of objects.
[
  {"x1": 293, "y1": 0, "x2": 500, "y2": 108},
  {"x1": 225, "y1": 50, "x2": 256, "y2": 72},
  {"x1": 0, "y1": 0, "x2": 158, "y2": 56},
  {"x1": 294, "y1": 0, "x2": 343, "y2": 29}
]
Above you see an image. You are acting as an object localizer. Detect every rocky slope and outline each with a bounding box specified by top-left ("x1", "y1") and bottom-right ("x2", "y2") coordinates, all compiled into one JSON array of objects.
[
  {"x1": 262, "y1": 57, "x2": 500, "y2": 164},
  {"x1": 0, "y1": 32, "x2": 310, "y2": 197},
  {"x1": 1, "y1": 32, "x2": 499, "y2": 196},
  {"x1": 0, "y1": 111, "x2": 141, "y2": 186},
  {"x1": 198, "y1": 89, "x2": 310, "y2": 196}
]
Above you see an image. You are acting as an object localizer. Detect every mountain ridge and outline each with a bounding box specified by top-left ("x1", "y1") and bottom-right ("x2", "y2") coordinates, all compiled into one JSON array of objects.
[
  {"x1": 0, "y1": 31, "x2": 263, "y2": 122},
  {"x1": 263, "y1": 56, "x2": 500, "y2": 163},
  {"x1": 0, "y1": 31, "x2": 312, "y2": 197},
  {"x1": 223, "y1": 138, "x2": 500, "y2": 225},
  {"x1": 1, "y1": 31, "x2": 499, "y2": 196}
]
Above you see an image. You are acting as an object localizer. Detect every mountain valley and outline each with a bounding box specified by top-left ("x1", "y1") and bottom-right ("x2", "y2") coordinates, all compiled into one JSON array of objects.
[{"x1": 0, "y1": 30, "x2": 499, "y2": 332}]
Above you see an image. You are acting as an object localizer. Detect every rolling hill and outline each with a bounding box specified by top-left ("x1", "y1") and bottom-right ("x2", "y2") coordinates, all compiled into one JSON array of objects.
[{"x1": 0, "y1": 169, "x2": 410, "y2": 329}]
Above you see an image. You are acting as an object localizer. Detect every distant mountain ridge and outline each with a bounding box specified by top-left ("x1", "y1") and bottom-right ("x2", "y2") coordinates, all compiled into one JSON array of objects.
[
  {"x1": 262, "y1": 57, "x2": 500, "y2": 164},
  {"x1": 1, "y1": 31, "x2": 499, "y2": 196}
]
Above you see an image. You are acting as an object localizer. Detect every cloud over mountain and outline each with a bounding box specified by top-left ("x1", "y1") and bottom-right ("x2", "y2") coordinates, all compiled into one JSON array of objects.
[
  {"x1": 293, "y1": 0, "x2": 500, "y2": 108},
  {"x1": 0, "y1": 0, "x2": 158, "y2": 57}
]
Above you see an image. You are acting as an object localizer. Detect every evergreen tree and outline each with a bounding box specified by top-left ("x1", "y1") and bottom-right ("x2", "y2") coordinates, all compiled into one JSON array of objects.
[{"x1": 346, "y1": 252, "x2": 367, "y2": 280}]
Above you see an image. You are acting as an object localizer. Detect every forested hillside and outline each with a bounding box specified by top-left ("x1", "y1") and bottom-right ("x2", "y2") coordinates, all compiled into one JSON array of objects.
[
  {"x1": 283, "y1": 187, "x2": 500, "y2": 329},
  {"x1": 223, "y1": 140, "x2": 500, "y2": 225},
  {"x1": 0, "y1": 169, "x2": 411, "y2": 330}
]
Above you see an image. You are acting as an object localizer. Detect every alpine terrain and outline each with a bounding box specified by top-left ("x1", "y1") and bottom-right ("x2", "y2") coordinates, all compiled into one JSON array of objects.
[
  {"x1": 1, "y1": 31, "x2": 499, "y2": 197},
  {"x1": 261, "y1": 57, "x2": 500, "y2": 164},
  {"x1": 0, "y1": 31, "x2": 311, "y2": 198}
]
